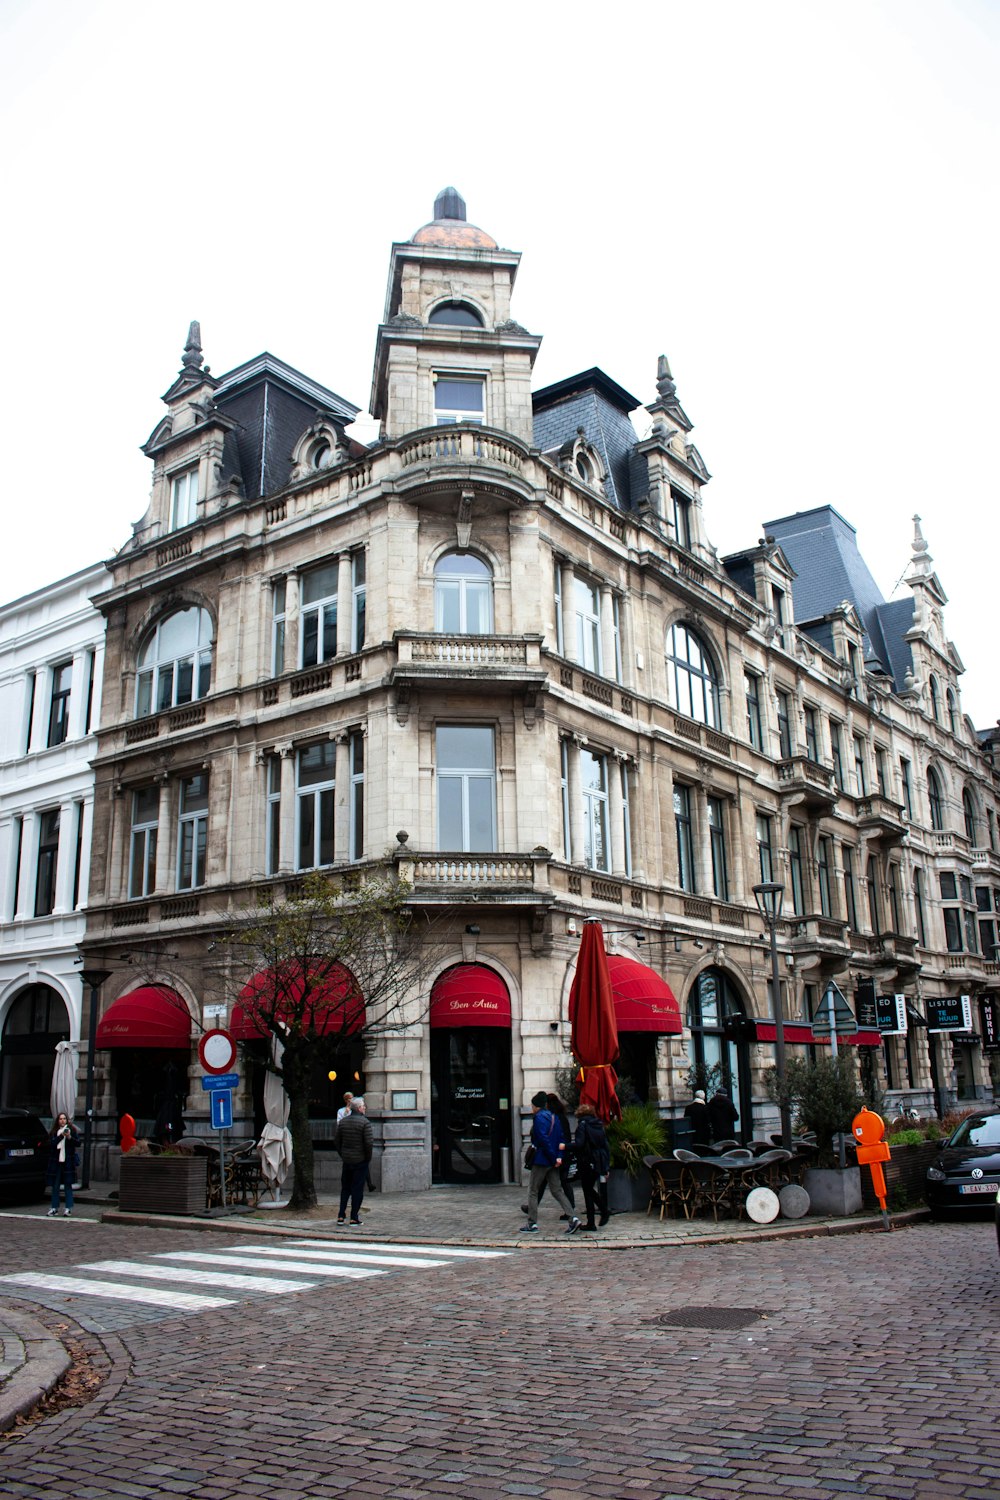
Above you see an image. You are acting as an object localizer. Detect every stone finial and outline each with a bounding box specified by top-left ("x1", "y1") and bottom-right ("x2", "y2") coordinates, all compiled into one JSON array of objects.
[
  {"x1": 181, "y1": 320, "x2": 204, "y2": 372},
  {"x1": 911, "y1": 513, "x2": 931, "y2": 560},
  {"x1": 434, "y1": 186, "x2": 466, "y2": 222},
  {"x1": 656, "y1": 354, "x2": 676, "y2": 400}
]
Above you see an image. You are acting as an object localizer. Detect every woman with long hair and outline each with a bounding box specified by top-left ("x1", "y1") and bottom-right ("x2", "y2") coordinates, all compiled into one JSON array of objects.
[{"x1": 47, "y1": 1112, "x2": 80, "y2": 1217}]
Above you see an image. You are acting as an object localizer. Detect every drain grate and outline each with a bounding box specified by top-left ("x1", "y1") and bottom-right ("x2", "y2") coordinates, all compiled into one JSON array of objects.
[{"x1": 656, "y1": 1306, "x2": 769, "y2": 1330}]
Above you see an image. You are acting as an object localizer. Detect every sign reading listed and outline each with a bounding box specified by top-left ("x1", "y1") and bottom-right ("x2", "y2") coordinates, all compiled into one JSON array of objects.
[{"x1": 927, "y1": 995, "x2": 973, "y2": 1032}]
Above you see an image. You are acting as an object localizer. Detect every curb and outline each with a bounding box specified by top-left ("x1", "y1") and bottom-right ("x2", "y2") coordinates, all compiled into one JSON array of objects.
[{"x1": 0, "y1": 1306, "x2": 71, "y2": 1435}]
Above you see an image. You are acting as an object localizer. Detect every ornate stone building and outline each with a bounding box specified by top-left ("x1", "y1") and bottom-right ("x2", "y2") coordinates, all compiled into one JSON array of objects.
[{"x1": 76, "y1": 190, "x2": 999, "y2": 1188}]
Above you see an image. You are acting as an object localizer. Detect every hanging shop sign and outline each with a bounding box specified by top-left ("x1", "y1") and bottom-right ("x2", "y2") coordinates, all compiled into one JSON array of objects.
[
  {"x1": 874, "y1": 994, "x2": 907, "y2": 1035},
  {"x1": 855, "y1": 978, "x2": 878, "y2": 1030},
  {"x1": 979, "y1": 996, "x2": 1000, "y2": 1052},
  {"x1": 926, "y1": 995, "x2": 973, "y2": 1033}
]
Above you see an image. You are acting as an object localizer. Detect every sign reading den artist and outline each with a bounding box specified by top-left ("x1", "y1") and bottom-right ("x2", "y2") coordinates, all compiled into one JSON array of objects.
[{"x1": 926, "y1": 995, "x2": 973, "y2": 1032}]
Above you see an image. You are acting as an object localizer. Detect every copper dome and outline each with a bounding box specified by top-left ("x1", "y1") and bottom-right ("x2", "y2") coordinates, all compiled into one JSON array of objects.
[{"x1": 411, "y1": 187, "x2": 497, "y2": 250}]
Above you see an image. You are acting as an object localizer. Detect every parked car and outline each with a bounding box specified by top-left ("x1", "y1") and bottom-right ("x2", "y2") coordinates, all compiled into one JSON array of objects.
[
  {"x1": 0, "y1": 1110, "x2": 48, "y2": 1200},
  {"x1": 926, "y1": 1108, "x2": 1000, "y2": 1218}
]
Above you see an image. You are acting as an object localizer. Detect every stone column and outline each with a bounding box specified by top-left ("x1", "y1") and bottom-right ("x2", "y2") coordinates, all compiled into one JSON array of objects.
[
  {"x1": 568, "y1": 736, "x2": 585, "y2": 864},
  {"x1": 284, "y1": 572, "x2": 300, "y2": 671},
  {"x1": 279, "y1": 744, "x2": 296, "y2": 872},
  {"x1": 727, "y1": 795, "x2": 746, "y2": 902},
  {"x1": 53, "y1": 800, "x2": 77, "y2": 913},
  {"x1": 10, "y1": 815, "x2": 27, "y2": 919},
  {"x1": 153, "y1": 776, "x2": 172, "y2": 893},
  {"x1": 609, "y1": 753, "x2": 626, "y2": 875},
  {"x1": 692, "y1": 787, "x2": 711, "y2": 894},
  {"x1": 600, "y1": 587, "x2": 617, "y2": 681},
  {"x1": 560, "y1": 564, "x2": 576, "y2": 662},
  {"x1": 337, "y1": 553, "x2": 353, "y2": 653},
  {"x1": 334, "y1": 733, "x2": 351, "y2": 859},
  {"x1": 67, "y1": 652, "x2": 88, "y2": 742}
]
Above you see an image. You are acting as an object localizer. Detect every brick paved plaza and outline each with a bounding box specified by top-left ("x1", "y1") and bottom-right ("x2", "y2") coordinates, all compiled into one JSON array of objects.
[{"x1": 0, "y1": 1212, "x2": 997, "y2": 1499}]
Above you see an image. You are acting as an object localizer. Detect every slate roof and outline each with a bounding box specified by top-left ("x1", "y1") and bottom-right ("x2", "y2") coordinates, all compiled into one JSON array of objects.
[
  {"x1": 762, "y1": 506, "x2": 914, "y2": 689},
  {"x1": 532, "y1": 368, "x2": 645, "y2": 512}
]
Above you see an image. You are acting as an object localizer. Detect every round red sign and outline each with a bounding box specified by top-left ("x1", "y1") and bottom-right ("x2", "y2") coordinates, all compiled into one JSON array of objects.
[{"x1": 198, "y1": 1028, "x2": 237, "y2": 1074}]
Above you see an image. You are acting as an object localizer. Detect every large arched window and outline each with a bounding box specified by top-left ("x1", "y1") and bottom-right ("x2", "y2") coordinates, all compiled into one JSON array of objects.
[
  {"x1": 666, "y1": 623, "x2": 720, "y2": 729},
  {"x1": 927, "y1": 767, "x2": 944, "y2": 831},
  {"x1": 428, "y1": 301, "x2": 484, "y2": 327},
  {"x1": 0, "y1": 984, "x2": 70, "y2": 1114},
  {"x1": 434, "y1": 552, "x2": 493, "y2": 634},
  {"x1": 962, "y1": 788, "x2": 978, "y2": 845},
  {"x1": 928, "y1": 675, "x2": 941, "y2": 723},
  {"x1": 136, "y1": 607, "x2": 213, "y2": 717},
  {"x1": 685, "y1": 968, "x2": 749, "y2": 1137}
]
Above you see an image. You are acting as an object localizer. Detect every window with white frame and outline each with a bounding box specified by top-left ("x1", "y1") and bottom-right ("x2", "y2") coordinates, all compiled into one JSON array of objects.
[
  {"x1": 708, "y1": 795, "x2": 728, "y2": 900},
  {"x1": 804, "y1": 705, "x2": 819, "y2": 762},
  {"x1": 674, "y1": 785, "x2": 695, "y2": 891},
  {"x1": 352, "y1": 552, "x2": 366, "y2": 652},
  {"x1": 620, "y1": 759, "x2": 632, "y2": 877},
  {"x1": 297, "y1": 742, "x2": 336, "y2": 870},
  {"x1": 34, "y1": 809, "x2": 60, "y2": 917},
  {"x1": 436, "y1": 726, "x2": 496, "y2": 852},
  {"x1": 927, "y1": 767, "x2": 944, "y2": 831},
  {"x1": 177, "y1": 774, "x2": 209, "y2": 890},
  {"x1": 434, "y1": 552, "x2": 493, "y2": 634},
  {"x1": 581, "y1": 749, "x2": 610, "y2": 873},
  {"x1": 745, "y1": 672, "x2": 763, "y2": 750},
  {"x1": 272, "y1": 581, "x2": 287, "y2": 676},
  {"x1": 434, "y1": 375, "x2": 485, "y2": 425},
  {"x1": 349, "y1": 732, "x2": 364, "y2": 862},
  {"x1": 667, "y1": 624, "x2": 720, "y2": 728},
  {"x1": 788, "y1": 824, "x2": 805, "y2": 915},
  {"x1": 669, "y1": 488, "x2": 692, "y2": 549},
  {"x1": 170, "y1": 468, "x2": 199, "y2": 530},
  {"x1": 47, "y1": 661, "x2": 72, "y2": 747},
  {"x1": 554, "y1": 563, "x2": 564, "y2": 655},
  {"x1": 300, "y1": 562, "x2": 339, "y2": 667},
  {"x1": 266, "y1": 758, "x2": 281, "y2": 876},
  {"x1": 963, "y1": 788, "x2": 978, "y2": 845},
  {"x1": 756, "y1": 813, "x2": 775, "y2": 885},
  {"x1": 574, "y1": 578, "x2": 602, "y2": 673},
  {"x1": 776, "y1": 689, "x2": 793, "y2": 759},
  {"x1": 853, "y1": 735, "x2": 868, "y2": 796},
  {"x1": 129, "y1": 786, "x2": 159, "y2": 898},
  {"x1": 136, "y1": 608, "x2": 213, "y2": 717},
  {"x1": 817, "y1": 835, "x2": 833, "y2": 918}
]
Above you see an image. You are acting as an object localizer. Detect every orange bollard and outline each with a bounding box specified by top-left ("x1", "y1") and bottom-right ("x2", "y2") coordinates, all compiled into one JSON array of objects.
[{"x1": 852, "y1": 1106, "x2": 892, "y2": 1231}]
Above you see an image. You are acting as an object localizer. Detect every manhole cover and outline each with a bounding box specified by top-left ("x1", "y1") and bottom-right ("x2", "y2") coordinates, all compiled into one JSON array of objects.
[{"x1": 657, "y1": 1306, "x2": 769, "y2": 1330}]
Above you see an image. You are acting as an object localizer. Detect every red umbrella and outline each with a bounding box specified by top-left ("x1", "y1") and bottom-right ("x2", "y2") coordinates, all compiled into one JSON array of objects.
[{"x1": 568, "y1": 920, "x2": 621, "y2": 1122}]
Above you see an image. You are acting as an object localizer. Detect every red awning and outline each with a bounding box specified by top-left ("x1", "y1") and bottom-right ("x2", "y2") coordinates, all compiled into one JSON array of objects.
[
  {"x1": 231, "y1": 962, "x2": 364, "y2": 1041},
  {"x1": 430, "y1": 965, "x2": 511, "y2": 1028},
  {"x1": 606, "y1": 955, "x2": 682, "y2": 1034},
  {"x1": 756, "y1": 1022, "x2": 816, "y2": 1045},
  {"x1": 815, "y1": 1030, "x2": 882, "y2": 1048},
  {"x1": 95, "y1": 987, "x2": 192, "y2": 1050}
]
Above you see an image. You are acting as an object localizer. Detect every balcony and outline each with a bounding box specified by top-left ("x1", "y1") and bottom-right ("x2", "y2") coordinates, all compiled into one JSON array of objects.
[
  {"x1": 856, "y1": 794, "x2": 907, "y2": 847},
  {"x1": 392, "y1": 424, "x2": 534, "y2": 503},
  {"x1": 972, "y1": 847, "x2": 1000, "y2": 877},
  {"x1": 790, "y1": 914, "x2": 851, "y2": 966},
  {"x1": 391, "y1": 634, "x2": 547, "y2": 705},
  {"x1": 776, "y1": 756, "x2": 838, "y2": 812},
  {"x1": 877, "y1": 931, "x2": 920, "y2": 976}
]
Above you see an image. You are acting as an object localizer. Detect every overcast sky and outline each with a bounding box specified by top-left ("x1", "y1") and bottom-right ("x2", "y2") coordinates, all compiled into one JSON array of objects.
[{"x1": 1, "y1": 0, "x2": 996, "y2": 725}]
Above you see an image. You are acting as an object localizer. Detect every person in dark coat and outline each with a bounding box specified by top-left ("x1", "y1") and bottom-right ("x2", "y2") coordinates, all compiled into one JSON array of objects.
[
  {"x1": 46, "y1": 1113, "x2": 80, "y2": 1216},
  {"x1": 334, "y1": 1099, "x2": 373, "y2": 1227},
  {"x1": 574, "y1": 1102, "x2": 611, "y2": 1230},
  {"x1": 707, "y1": 1089, "x2": 739, "y2": 1143},
  {"x1": 684, "y1": 1089, "x2": 711, "y2": 1143}
]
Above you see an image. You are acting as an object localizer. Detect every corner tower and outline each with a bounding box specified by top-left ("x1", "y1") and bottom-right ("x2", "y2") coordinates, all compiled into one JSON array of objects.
[{"x1": 371, "y1": 188, "x2": 541, "y2": 444}]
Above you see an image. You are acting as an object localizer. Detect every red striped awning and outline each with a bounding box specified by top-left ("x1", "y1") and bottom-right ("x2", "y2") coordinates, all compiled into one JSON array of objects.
[
  {"x1": 430, "y1": 965, "x2": 511, "y2": 1028},
  {"x1": 606, "y1": 955, "x2": 682, "y2": 1034},
  {"x1": 95, "y1": 987, "x2": 192, "y2": 1050},
  {"x1": 231, "y1": 962, "x2": 364, "y2": 1041}
]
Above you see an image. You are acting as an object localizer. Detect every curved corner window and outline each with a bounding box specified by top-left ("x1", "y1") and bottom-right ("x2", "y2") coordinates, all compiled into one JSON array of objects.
[
  {"x1": 927, "y1": 767, "x2": 944, "y2": 831},
  {"x1": 136, "y1": 608, "x2": 213, "y2": 717},
  {"x1": 428, "y1": 302, "x2": 484, "y2": 328},
  {"x1": 434, "y1": 552, "x2": 493, "y2": 634},
  {"x1": 666, "y1": 623, "x2": 720, "y2": 729}
]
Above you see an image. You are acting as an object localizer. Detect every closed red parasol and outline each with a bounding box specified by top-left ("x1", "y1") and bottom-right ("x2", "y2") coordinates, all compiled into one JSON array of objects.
[{"x1": 568, "y1": 920, "x2": 621, "y2": 1122}]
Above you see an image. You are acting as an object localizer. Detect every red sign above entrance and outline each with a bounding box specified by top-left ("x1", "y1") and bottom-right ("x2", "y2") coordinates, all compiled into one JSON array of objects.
[{"x1": 429, "y1": 965, "x2": 512, "y2": 1029}]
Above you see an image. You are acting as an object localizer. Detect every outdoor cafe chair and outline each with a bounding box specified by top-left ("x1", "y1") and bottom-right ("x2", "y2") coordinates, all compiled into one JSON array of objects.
[
  {"x1": 709, "y1": 1138, "x2": 740, "y2": 1153},
  {"x1": 751, "y1": 1148, "x2": 794, "y2": 1191},
  {"x1": 648, "y1": 1158, "x2": 692, "y2": 1220},
  {"x1": 675, "y1": 1153, "x2": 732, "y2": 1222}
]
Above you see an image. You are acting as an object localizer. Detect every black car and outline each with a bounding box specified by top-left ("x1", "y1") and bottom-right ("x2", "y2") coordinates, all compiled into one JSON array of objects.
[
  {"x1": 0, "y1": 1110, "x2": 48, "y2": 1200},
  {"x1": 926, "y1": 1108, "x2": 1000, "y2": 1218}
]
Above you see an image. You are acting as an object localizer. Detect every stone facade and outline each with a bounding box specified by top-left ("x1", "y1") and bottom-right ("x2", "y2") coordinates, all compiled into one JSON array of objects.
[{"x1": 73, "y1": 191, "x2": 999, "y2": 1187}]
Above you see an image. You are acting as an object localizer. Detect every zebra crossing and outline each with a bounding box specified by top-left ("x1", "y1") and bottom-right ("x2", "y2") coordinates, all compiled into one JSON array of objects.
[{"x1": 0, "y1": 1238, "x2": 509, "y2": 1327}]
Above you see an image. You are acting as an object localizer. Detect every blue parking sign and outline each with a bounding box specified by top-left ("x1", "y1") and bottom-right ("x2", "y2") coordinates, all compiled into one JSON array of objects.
[{"x1": 210, "y1": 1090, "x2": 233, "y2": 1130}]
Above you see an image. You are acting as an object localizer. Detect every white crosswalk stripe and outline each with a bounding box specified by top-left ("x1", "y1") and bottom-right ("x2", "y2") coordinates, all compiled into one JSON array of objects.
[{"x1": 0, "y1": 1238, "x2": 511, "y2": 1326}]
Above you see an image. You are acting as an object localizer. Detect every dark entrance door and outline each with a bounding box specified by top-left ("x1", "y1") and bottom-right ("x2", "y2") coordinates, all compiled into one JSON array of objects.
[{"x1": 431, "y1": 1028, "x2": 511, "y2": 1183}]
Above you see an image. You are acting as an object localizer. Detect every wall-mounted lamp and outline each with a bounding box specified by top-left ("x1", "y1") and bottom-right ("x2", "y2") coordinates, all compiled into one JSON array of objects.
[{"x1": 461, "y1": 924, "x2": 481, "y2": 963}]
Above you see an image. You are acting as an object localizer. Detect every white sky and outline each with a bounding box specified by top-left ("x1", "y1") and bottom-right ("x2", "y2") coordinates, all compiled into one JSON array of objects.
[{"x1": 1, "y1": 0, "x2": 996, "y2": 725}]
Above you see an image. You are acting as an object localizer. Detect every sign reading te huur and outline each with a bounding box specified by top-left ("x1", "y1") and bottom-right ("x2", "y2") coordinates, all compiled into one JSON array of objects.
[
  {"x1": 927, "y1": 995, "x2": 973, "y2": 1032},
  {"x1": 874, "y1": 994, "x2": 907, "y2": 1035}
]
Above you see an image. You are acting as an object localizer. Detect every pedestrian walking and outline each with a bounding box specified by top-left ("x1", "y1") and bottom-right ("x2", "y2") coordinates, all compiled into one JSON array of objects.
[
  {"x1": 46, "y1": 1113, "x2": 80, "y2": 1217},
  {"x1": 684, "y1": 1089, "x2": 710, "y2": 1143},
  {"x1": 707, "y1": 1088, "x2": 739, "y2": 1143},
  {"x1": 574, "y1": 1102, "x2": 610, "y2": 1230},
  {"x1": 334, "y1": 1098, "x2": 373, "y2": 1226},
  {"x1": 521, "y1": 1091, "x2": 581, "y2": 1234}
]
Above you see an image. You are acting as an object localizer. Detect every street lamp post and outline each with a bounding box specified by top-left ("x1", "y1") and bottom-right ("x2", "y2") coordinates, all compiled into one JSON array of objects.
[
  {"x1": 753, "y1": 881, "x2": 792, "y2": 1151},
  {"x1": 79, "y1": 968, "x2": 111, "y2": 1190}
]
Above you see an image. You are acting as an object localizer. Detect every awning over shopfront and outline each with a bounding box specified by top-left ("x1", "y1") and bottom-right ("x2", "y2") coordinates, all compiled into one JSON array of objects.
[
  {"x1": 606, "y1": 955, "x2": 682, "y2": 1034},
  {"x1": 231, "y1": 962, "x2": 364, "y2": 1041},
  {"x1": 429, "y1": 965, "x2": 511, "y2": 1028},
  {"x1": 755, "y1": 1020, "x2": 881, "y2": 1048},
  {"x1": 95, "y1": 987, "x2": 192, "y2": 1049}
]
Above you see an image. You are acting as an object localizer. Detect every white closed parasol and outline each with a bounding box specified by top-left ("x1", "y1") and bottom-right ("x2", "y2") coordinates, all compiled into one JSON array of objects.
[
  {"x1": 50, "y1": 1040, "x2": 79, "y2": 1123},
  {"x1": 257, "y1": 1034, "x2": 293, "y2": 1206}
]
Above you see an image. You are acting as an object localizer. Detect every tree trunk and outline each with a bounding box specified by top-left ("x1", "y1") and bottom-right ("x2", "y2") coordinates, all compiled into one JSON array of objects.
[{"x1": 283, "y1": 1043, "x2": 317, "y2": 1211}]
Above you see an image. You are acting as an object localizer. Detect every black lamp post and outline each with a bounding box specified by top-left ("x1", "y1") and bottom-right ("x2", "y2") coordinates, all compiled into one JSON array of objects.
[
  {"x1": 753, "y1": 881, "x2": 792, "y2": 1151},
  {"x1": 79, "y1": 968, "x2": 111, "y2": 1189}
]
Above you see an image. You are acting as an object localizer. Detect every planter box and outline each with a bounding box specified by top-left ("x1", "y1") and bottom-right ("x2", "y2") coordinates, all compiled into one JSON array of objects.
[
  {"x1": 804, "y1": 1165, "x2": 862, "y2": 1216},
  {"x1": 118, "y1": 1153, "x2": 209, "y2": 1215},
  {"x1": 607, "y1": 1166, "x2": 651, "y2": 1215},
  {"x1": 860, "y1": 1141, "x2": 940, "y2": 1209}
]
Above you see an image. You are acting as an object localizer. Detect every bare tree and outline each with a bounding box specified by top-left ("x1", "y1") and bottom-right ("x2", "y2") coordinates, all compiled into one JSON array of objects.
[{"x1": 225, "y1": 871, "x2": 442, "y2": 1210}]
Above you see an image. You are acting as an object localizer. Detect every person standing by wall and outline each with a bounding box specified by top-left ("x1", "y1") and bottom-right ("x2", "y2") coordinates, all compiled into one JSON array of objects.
[
  {"x1": 47, "y1": 1113, "x2": 80, "y2": 1217},
  {"x1": 707, "y1": 1088, "x2": 739, "y2": 1144},
  {"x1": 521, "y1": 1091, "x2": 580, "y2": 1234},
  {"x1": 684, "y1": 1089, "x2": 711, "y2": 1143},
  {"x1": 334, "y1": 1099, "x2": 373, "y2": 1227},
  {"x1": 574, "y1": 1102, "x2": 610, "y2": 1231}
]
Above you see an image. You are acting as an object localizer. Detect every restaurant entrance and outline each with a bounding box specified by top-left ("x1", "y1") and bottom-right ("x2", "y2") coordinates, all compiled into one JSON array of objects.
[
  {"x1": 431, "y1": 1028, "x2": 512, "y2": 1183},
  {"x1": 685, "y1": 968, "x2": 752, "y2": 1140}
]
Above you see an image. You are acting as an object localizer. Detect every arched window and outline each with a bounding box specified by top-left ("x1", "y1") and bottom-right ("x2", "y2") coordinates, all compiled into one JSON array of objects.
[
  {"x1": 962, "y1": 788, "x2": 978, "y2": 845},
  {"x1": 434, "y1": 552, "x2": 493, "y2": 634},
  {"x1": 927, "y1": 767, "x2": 944, "y2": 831},
  {"x1": 946, "y1": 688, "x2": 959, "y2": 736},
  {"x1": 929, "y1": 675, "x2": 941, "y2": 723},
  {"x1": 136, "y1": 607, "x2": 213, "y2": 717},
  {"x1": 685, "y1": 968, "x2": 749, "y2": 1134},
  {"x1": 666, "y1": 623, "x2": 720, "y2": 729},
  {"x1": 428, "y1": 301, "x2": 484, "y2": 327},
  {"x1": 0, "y1": 984, "x2": 70, "y2": 1114}
]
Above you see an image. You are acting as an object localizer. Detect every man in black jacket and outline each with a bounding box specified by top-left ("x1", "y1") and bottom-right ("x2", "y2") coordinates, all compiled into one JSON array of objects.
[{"x1": 334, "y1": 1099, "x2": 373, "y2": 1226}]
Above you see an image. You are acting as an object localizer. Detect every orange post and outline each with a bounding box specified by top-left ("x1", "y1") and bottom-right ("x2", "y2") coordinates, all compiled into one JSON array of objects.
[
  {"x1": 120, "y1": 1113, "x2": 137, "y2": 1155},
  {"x1": 852, "y1": 1106, "x2": 892, "y2": 1230}
]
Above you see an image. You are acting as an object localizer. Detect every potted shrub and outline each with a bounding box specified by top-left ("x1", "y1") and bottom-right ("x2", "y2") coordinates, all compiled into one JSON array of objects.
[
  {"x1": 606, "y1": 1103, "x2": 668, "y2": 1213},
  {"x1": 118, "y1": 1140, "x2": 210, "y2": 1214},
  {"x1": 767, "y1": 1055, "x2": 865, "y2": 1216}
]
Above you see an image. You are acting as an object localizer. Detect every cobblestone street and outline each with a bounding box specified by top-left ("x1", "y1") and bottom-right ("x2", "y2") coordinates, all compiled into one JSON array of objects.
[{"x1": 0, "y1": 1211, "x2": 997, "y2": 1499}]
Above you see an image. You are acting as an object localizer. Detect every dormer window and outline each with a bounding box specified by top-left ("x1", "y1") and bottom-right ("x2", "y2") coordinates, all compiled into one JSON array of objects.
[
  {"x1": 434, "y1": 375, "x2": 485, "y2": 425},
  {"x1": 576, "y1": 453, "x2": 594, "y2": 483},
  {"x1": 170, "y1": 467, "x2": 199, "y2": 530},
  {"x1": 310, "y1": 440, "x2": 333, "y2": 470},
  {"x1": 429, "y1": 301, "x2": 484, "y2": 328}
]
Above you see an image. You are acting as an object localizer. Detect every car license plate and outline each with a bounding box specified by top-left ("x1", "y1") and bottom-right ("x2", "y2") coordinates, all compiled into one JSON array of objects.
[
  {"x1": 958, "y1": 1182, "x2": 998, "y2": 1194},
  {"x1": 6, "y1": 1148, "x2": 33, "y2": 1157}
]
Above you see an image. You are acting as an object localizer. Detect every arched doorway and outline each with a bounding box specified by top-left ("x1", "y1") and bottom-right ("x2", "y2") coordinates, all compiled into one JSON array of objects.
[
  {"x1": 685, "y1": 968, "x2": 752, "y2": 1140},
  {"x1": 430, "y1": 964, "x2": 512, "y2": 1184},
  {"x1": 0, "y1": 985, "x2": 71, "y2": 1116}
]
